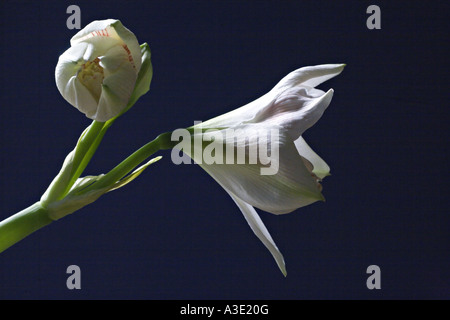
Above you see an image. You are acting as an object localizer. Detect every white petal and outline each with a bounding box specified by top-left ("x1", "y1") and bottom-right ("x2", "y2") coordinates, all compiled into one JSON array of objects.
[
  {"x1": 197, "y1": 128, "x2": 323, "y2": 215},
  {"x1": 99, "y1": 45, "x2": 129, "y2": 71},
  {"x1": 251, "y1": 88, "x2": 334, "y2": 141},
  {"x1": 70, "y1": 19, "x2": 119, "y2": 44},
  {"x1": 291, "y1": 88, "x2": 334, "y2": 138},
  {"x1": 251, "y1": 86, "x2": 322, "y2": 123},
  {"x1": 226, "y1": 191, "x2": 287, "y2": 276},
  {"x1": 95, "y1": 84, "x2": 127, "y2": 122},
  {"x1": 55, "y1": 43, "x2": 86, "y2": 93},
  {"x1": 55, "y1": 42, "x2": 101, "y2": 115},
  {"x1": 71, "y1": 23, "x2": 122, "y2": 62},
  {"x1": 64, "y1": 76, "x2": 99, "y2": 118},
  {"x1": 199, "y1": 95, "x2": 268, "y2": 129},
  {"x1": 71, "y1": 19, "x2": 141, "y2": 72},
  {"x1": 110, "y1": 20, "x2": 142, "y2": 72},
  {"x1": 199, "y1": 65, "x2": 343, "y2": 131},
  {"x1": 94, "y1": 49, "x2": 137, "y2": 122},
  {"x1": 272, "y1": 64, "x2": 346, "y2": 92},
  {"x1": 56, "y1": 42, "x2": 88, "y2": 65},
  {"x1": 295, "y1": 137, "x2": 330, "y2": 179}
]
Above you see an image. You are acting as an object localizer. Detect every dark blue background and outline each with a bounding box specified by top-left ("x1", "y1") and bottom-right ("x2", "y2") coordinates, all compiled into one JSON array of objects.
[{"x1": 0, "y1": 0, "x2": 448, "y2": 299}]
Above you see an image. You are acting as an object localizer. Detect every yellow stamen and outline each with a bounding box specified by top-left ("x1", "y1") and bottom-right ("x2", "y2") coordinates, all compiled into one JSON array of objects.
[{"x1": 77, "y1": 58, "x2": 104, "y2": 102}]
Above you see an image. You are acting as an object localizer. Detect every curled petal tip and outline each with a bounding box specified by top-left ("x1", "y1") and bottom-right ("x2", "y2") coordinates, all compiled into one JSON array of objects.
[{"x1": 281, "y1": 266, "x2": 287, "y2": 277}]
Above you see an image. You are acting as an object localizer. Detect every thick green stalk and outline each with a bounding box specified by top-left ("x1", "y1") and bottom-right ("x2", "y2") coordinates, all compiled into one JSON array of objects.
[
  {"x1": 43, "y1": 120, "x2": 105, "y2": 203},
  {"x1": 0, "y1": 132, "x2": 174, "y2": 253},
  {"x1": 0, "y1": 202, "x2": 52, "y2": 253}
]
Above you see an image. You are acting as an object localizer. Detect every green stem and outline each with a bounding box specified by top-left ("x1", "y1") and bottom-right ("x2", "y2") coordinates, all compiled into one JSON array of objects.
[
  {"x1": 61, "y1": 120, "x2": 106, "y2": 196},
  {"x1": 0, "y1": 202, "x2": 52, "y2": 253},
  {"x1": 64, "y1": 120, "x2": 113, "y2": 194},
  {"x1": 42, "y1": 120, "x2": 106, "y2": 203},
  {"x1": 82, "y1": 132, "x2": 174, "y2": 192}
]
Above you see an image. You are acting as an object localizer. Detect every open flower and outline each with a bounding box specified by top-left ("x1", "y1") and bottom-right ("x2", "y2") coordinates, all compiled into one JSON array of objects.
[
  {"x1": 55, "y1": 19, "x2": 142, "y2": 122},
  {"x1": 172, "y1": 64, "x2": 345, "y2": 275}
]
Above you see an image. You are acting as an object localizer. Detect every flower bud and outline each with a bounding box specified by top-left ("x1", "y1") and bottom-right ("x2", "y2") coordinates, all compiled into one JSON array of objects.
[{"x1": 55, "y1": 19, "x2": 142, "y2": 122}]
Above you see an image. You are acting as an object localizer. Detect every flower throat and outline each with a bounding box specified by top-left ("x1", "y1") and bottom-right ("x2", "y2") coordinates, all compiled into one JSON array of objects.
[{"x1": 77, "y1": 57, "x2": 104, "y2": 102}]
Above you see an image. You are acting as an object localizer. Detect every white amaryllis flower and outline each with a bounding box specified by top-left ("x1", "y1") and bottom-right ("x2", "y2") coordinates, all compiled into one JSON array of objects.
[
  {"x1": 55, "y1": 19, "x2": 142, "y2": 122},
  {"x1": 176, "y1": 64, "x2": 345, "y2": 275}
]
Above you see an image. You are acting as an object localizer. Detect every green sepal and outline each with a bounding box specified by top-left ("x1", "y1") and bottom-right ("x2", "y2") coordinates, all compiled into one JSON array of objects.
[
  {"x1": 128, "y1": 43, "x2": 153, "y2": 109},
  {"x1": 109, "y1": 156, "x2": 162, "y2": 191}
]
